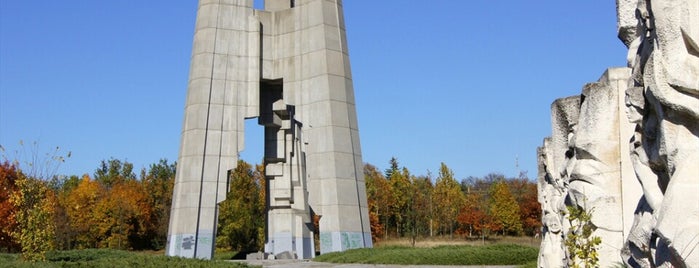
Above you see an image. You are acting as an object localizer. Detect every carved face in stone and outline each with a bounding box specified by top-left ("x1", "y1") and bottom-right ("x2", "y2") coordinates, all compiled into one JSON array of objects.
[
  {"x1": 625, "y1": 86, "x2": 645, "y2": 124},
  {"x1": 543, "y1": 213, "x2": 562, "y2": 234}
]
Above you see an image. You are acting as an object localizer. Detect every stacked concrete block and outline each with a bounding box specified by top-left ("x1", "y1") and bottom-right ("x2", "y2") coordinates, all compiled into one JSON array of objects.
[{"x1": 168, "y1": 0, "x2": 371, "y2": 260}]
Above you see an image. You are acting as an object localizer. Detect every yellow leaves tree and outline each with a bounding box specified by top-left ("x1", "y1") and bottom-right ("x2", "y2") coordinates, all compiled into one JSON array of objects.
[
  {"x1": 389, "y1": 167, "x2": 412, "y2": 237},
  {"x1": 489, "y1": 180, "x2": 523, "y2": 236},
  {"x1": 93, "y1": 179, "x2": 151, "y2": 249},
  {"x1": 9, "y1": 174, "x2": 57, "y2": 261},
  {"x1": 433, "y1": 163, "x2": 465, "y2": 238},
  {"x1": 64, "y1": 175, "x2": 103, "y2": 249}
]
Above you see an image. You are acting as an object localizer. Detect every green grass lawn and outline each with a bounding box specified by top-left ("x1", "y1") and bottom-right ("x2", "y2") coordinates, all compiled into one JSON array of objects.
[
  {"x1": 314, "y1": 244, "x2": 538, "y2": 266},
  {"x1": 0, "y1": 249, "x2": 257, "y2": 268}
]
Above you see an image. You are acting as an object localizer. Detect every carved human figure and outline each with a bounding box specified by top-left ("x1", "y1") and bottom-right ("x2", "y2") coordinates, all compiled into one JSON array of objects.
[
  {"x1": 622, "y1": 86, "x2": 669, "y2": 267},
  {"x1": 538, "y1": 142, "x2": 567, "y2": 268},
  {"x1": 538, "y1": 97, "x2": 580, "y2": 268},
  {"x1": 621, "y1": 0, "x2": 699, "y2": 266}
]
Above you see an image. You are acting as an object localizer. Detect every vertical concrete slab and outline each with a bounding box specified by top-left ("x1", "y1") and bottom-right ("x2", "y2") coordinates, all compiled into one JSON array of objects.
[{"x1": 167, "y1": 0, "x2": 259, "y2": 260}]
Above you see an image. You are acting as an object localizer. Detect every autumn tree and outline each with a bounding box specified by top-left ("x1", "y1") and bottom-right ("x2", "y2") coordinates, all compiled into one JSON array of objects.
[
  {"x1": 489, "y1": 180, "x2": 523, "y2": 236},
  {"x1": 457, "y1": 191, "x2": 491, "y2": 237},
  {"x1": 389, "y1": 167, "x2": 412, "y2": 237},
  {"x1": 0, "y1": 161, "x2": 20, "y2": 252},
  {"x1": 507, "y1": 176, "x2": 541, "y2": 236},
  {"x1": 48, "y1": 176, "x2": 76, "y2": 251},
  {"x1": 405, "y1": 175, "x2": 432, "y2": 246},
  {"x1": 216, "y1": 160, "x2": 264, "y2": 252},
  {"x1": 364, "y1": 163, "x2": 390, "y2": 241},
  {"x1": 93, "y1": 179, "x2": 151, "y2": 249},
  {"x1": 433, "y1": 163, "x2": 464, "y2": 238},
  {"x1": 9, "y1": 174, "x2": 57, "y2": 261},
  {"x1": 64, "y1": 175, "x2": 104, "y2": 249}
]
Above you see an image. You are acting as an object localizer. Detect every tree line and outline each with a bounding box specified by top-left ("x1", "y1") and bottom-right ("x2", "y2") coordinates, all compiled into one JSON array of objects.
[
  {"x1": 0, "y1": 156, "x2": 540, "y2": 260},
  {"x1": 365, "y1": 158, "x2": 541, "y2": 246}
]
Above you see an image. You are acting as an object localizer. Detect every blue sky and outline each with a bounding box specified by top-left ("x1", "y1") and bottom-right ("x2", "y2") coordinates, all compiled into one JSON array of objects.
[{"x1": 0, "y1": 1, "x2": 628, "y2": 180}]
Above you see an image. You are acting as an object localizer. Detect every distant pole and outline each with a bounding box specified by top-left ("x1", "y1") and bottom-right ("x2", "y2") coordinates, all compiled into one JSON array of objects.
[{"x1": 515, "y1": 154, "x2": 520, "y2": 178}]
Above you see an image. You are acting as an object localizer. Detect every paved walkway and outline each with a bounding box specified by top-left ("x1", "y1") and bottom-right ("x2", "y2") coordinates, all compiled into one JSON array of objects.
[{"x1": 234, "y1": 259, "x2": 518, "y2": 268}]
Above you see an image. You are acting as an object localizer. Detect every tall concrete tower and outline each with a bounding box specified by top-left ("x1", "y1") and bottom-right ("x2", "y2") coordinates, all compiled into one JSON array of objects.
[{"x1": 167, "y1": 0, "x2": 372, "y2": 259}]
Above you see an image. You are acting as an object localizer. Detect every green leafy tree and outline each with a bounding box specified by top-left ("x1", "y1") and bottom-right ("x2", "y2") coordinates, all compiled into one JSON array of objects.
[
  {"x1": 140, "y1": 159, "x2": 175, "y2": 249},
  {"x1": 94, "y1": 158, "x2": 136, "y2": 189},
  {"x1": 565, "y1": 205, "x2": 601, "y2": 268},
  {"x1": 489, "y1": 180, "x2": 523, "y2": 236},
  {"x1": 216, "y1": 160, "x2": 264, "y2": 252}
]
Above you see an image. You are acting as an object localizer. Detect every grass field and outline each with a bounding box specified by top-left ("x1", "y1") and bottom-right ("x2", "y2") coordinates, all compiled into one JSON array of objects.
[
  {"x1": 375, "y1": 235, "x2": 541, "y2": 248},
  {"x1": 314, "y1": 243, "x2": 538, "y2": 266},
  {"x1": 0, "y1": 249, "x2": 256, "y2": 268}
]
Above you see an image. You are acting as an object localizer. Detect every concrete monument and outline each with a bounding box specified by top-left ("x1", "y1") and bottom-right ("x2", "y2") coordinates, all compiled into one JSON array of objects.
[
  {"x1": 617, "y1": 0, "x2": 699, "y2": 266},
  {"x1": 539, "y1": 0, "x2": 697, "y2": 266},
  {"x1": 565, "y1": 68, "x2": 636, "y2": 266},
  {"x1": 167, "y1": 0, "x2": 372, "y2": 260},
  {"x1": 538, "y1": 69, "x2": 640, "y2": 267}
]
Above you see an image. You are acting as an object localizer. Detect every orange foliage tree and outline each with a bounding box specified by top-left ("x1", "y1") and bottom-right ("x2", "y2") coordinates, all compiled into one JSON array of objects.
[
  {"x1": 64, "y1": 175, "x2": 103, "y2": 249},
  {"x1": 364, "y1": 164, "x2": 390, "y2": 240},
  {"x1": 93, "y1": 179, "x2": 152, "y2": 249}
]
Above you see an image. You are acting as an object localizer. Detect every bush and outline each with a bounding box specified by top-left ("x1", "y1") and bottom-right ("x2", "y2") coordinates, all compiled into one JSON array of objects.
[{"x1": 0, "y1": 249, "x2": 256, "y2": 268}]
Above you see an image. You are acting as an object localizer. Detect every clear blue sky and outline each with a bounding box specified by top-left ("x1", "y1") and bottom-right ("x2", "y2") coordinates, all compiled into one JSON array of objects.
[{"x1": 0, "y1": 1, "x2": 628, "y2": 180}]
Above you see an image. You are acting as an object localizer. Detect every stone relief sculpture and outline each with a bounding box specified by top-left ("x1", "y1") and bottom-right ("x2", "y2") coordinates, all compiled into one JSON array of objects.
[
  {"x1": 537, "y1": 71, "x2": 635, "y2": 267},
  {"x1": 538, "y1": 97, "x2": 580, "y2": 268},
  {"x1": 539, "y1": 0, "x2": 697, "y2": 266},
  {"x1": 565, "y1": 70, "x2": 636, "y2": 266},
  {"x1": 618, "y1": 0, "x2": 699, "y2": 266},
  {"x1": 538, "y1": 139, "x2": 567, "y2": 268}
]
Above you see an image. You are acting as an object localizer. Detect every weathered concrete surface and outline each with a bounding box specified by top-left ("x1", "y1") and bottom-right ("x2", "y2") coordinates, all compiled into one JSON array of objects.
[{"x1": 168, "y1": 0, "x2": 371, "y2": 260}]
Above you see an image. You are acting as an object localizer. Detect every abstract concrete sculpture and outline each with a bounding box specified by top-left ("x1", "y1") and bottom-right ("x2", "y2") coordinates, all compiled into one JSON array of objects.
[
  {"x1": 166, "y1": 0, "x2": 372, "y2": 260},
  {"x1": 617, "y1": 0, "x2": 699, "y2": 266}
]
